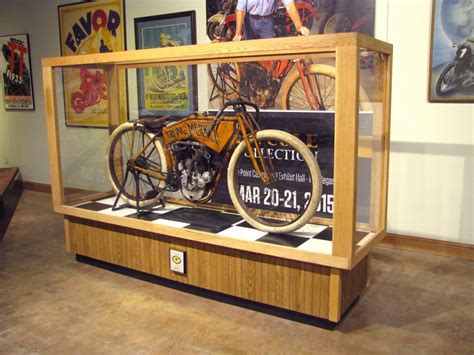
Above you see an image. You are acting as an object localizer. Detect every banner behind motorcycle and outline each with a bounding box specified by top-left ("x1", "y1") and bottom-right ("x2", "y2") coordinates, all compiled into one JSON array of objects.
[{"x1": 212, "y1": 110, "x2": 373, "y2": 222}]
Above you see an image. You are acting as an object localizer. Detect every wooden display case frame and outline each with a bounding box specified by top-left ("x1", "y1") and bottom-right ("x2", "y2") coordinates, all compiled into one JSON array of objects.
[{"x1": 42, "y1": 33, "x2": 392, "y2": 322}]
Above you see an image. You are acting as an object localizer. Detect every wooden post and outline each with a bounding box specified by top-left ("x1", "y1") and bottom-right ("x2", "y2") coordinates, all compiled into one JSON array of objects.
[
  {"x1": 105, "y1": 65, "x2": 122, "y2": 132},
  {"x1": 328, "y1": 268, "x2": 342, "y2": 322},
  {"x1": 333, "y1": 45, "x2": 360, "y2": 258},
  {"x1": 42, "y1": 65, "x2": 64, "y2": 209},
  {"x1": 380, "y1": 54, "x2": 393, "y2": 230}
]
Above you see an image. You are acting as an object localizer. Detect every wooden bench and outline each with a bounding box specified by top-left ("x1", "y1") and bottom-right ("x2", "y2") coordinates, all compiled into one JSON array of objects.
[{"x1": 0, "y1": 167, "x2": 23, "y2": 241}]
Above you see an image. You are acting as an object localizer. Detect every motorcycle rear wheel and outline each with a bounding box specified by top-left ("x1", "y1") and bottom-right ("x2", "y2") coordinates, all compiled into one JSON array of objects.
[{"x1": 106, "y1": 122, "x2": 168, "y2": 207}]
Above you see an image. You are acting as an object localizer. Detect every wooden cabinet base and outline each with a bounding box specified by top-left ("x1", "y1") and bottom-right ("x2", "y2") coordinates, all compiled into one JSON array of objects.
[{"x1": 66, "y1": 216, "x2": 368, "y2": 322}]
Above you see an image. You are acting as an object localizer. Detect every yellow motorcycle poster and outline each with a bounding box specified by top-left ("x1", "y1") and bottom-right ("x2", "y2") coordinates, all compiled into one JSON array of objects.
[
  {"x1": 135, "y1": 11, "x2": 197, "y2": 117},
  {"x1": 58, "y1": 1, "x2": 127, "y2": 127}
]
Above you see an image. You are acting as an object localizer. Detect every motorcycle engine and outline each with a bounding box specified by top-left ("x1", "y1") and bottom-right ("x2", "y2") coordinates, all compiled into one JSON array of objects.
[
  {"x1": 171, "y1": 141, "x2": 217, "y2": 202},
  {"x1": 245, "y1": 64, "x2": 279, "y2": 109}
]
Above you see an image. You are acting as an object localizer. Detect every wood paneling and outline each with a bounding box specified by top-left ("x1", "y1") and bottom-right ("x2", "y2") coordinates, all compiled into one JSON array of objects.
[
  {"x1": 328, "y1": 268, "x2": 342, "y2": 322},
  {"x1": 68, "y1": 217, "x2": 354, "y2": 319},
  {"x1": 340, "y1": 256, "x2": 368, "y2": 314},
  {"x1": 60, "y1": 204, "x2": 350, "y2": 268}
]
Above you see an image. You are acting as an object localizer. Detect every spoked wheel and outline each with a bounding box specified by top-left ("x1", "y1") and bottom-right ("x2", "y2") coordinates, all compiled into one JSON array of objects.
[
  {"x1": 208, "y1": 62, "x2": 241, "y2": 100},
  {"x1": 320, "y1": 13, "x2": 352, "y2": 34},
  {"x1": 281, "y1": 64, "x2": 336, "y2": 111},
  {"x1": 435, "y1": 63, "x2": 457, "y2": 96},
  {"x1": 280, "y1": 64, "x2": 371, "y2": 111},
  {"x1": 106, "y1": 122, "x2": 168, "y2": 207},
  {"x1": 228, "y1": 130, "x2": 322, "y2": 233},
  {"x1": 207, "y1": 21, "x2": 220, "y2": 41}
]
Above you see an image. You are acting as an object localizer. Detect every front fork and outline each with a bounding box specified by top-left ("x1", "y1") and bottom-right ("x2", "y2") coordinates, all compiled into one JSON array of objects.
[
  {"x1": 294, "y1": 59, "x2": 321, "y2": 110},
  {"x1": 236, "y1": 112, "x2": 275, "y2": 185}
]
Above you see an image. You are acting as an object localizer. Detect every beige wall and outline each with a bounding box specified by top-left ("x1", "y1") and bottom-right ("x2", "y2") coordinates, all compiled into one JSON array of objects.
[
  {"x1": 375, "y1": 0, "x2": 473, "y2": 244},
  {"x1": 0, "y1": 0, "x2": 472, "y2": 244}
]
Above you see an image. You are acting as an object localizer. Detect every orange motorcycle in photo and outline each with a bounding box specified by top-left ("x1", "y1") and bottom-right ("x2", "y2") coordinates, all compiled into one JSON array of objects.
[{"x1": 207, "y1": 1, "x2": 338, "y2": 111}]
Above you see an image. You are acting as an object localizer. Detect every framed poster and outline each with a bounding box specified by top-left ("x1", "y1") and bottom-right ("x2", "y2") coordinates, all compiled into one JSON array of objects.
[
  {"x1": 0, "y1": 33, "x2": 35, "y2": 110},
  {"x1": 205, "y1": 0, "x2": 375, "y2": 40},
  {"x1": 205, "y1": 0, "x2": 375, "y2": 110},
  {"x1": 58, "y1": 1, "x2": 128, "y2": 127},
  {"x1": 428, "y1": 0, "x2": 474, "y2": 102},
  {"x1": 135, "y1": 11, "x2": 197, "y2": 117}
]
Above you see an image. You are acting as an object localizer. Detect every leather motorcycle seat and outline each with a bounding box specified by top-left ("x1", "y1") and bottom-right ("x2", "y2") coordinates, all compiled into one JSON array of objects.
[{"x1": 138, "y1": 116, "x2": 173, "y2": 132}]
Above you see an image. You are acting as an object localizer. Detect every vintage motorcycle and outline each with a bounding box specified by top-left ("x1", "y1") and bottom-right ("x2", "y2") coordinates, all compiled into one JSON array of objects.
[
  {"x1": 209, "y1": 57, "x2": 337, "y2": 110},
  {"x1": 435, "y1": 38, "x2": 474, "y2": 96},
  {"x1": 106, "y1": 101, "x2": 322, "y2": 233},
  {"x1": 207, "y1": 0, "x2": 235, "y2": 41}
]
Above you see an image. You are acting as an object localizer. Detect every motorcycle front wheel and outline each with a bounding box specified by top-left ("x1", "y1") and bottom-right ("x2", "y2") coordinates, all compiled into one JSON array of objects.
[
  {"x1": 207, "y1": 21, "x2": 220, "y2": 41},
  {"x1": 227, "y1": 130, "x2": 322, "y2": 234},
  {"x1": 435, "y1": 63, "x2": 457, "y2": 96},
  {"x1": 280, "y1": 64, "x2": 336, "y2": 111},
  {"x1": 280, "y1": 64, "x2": 372, "y2": 111},
  {"x1": 106, "y1": 122, "x2": 168, "y2": 207}
]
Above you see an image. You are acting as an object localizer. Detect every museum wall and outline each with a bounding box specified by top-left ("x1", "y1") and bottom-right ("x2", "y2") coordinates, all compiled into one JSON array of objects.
[
  {"x1": 380, "y1": 0, "x2": 473, "y2": 245},
  {"x1": 0, "y1": 0, "x2": 472, "y2": 244}
]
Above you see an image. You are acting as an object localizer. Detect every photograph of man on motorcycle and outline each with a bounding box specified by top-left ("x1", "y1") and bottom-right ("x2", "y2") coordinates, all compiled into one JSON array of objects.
[
  {"x1": 232, "y1": 0, "x2": 310, "y2": 41},
  {"x1": 429, "y1": 0, "x2": 474, "y2": 102}
]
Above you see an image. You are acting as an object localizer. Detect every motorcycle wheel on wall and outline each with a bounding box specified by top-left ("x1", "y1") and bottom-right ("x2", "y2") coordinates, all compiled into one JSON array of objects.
[{"x1": 435, "y1": 63, "x2": 458, "y2": 96}]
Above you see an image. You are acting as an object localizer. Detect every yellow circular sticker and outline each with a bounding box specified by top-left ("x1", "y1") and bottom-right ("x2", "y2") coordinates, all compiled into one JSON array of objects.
[{"x1": 172, "y1": 255, "x2": 182, "y2": 264}]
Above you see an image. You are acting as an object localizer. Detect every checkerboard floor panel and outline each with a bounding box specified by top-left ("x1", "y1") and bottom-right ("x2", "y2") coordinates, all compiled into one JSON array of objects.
[
  {"x1": 217, "y1": 226, "x2": 267, "y2": 241},
  {"x1": 257, "y1": 233, "x2": 309, "y2": 248},
  {"x1": 76, "y1": 197, "x2": 335, "y2": 255}
]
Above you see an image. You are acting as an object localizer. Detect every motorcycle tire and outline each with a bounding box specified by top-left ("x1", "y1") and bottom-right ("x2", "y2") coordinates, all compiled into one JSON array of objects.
[
  {"x1": 280, "y1": 64, "x2": 372, "y2": 111},
  {"x1": 106, "y1": 122, "x2": 168, "y2": 208},
  {"x1": 227, "y1": 129, "x2": 322, "y2": 234}
]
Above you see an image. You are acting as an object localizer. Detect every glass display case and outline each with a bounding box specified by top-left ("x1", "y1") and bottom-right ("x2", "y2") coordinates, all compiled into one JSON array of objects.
[{"x1": 43, "y1": 33, "x2": 392, "y2": 322}]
